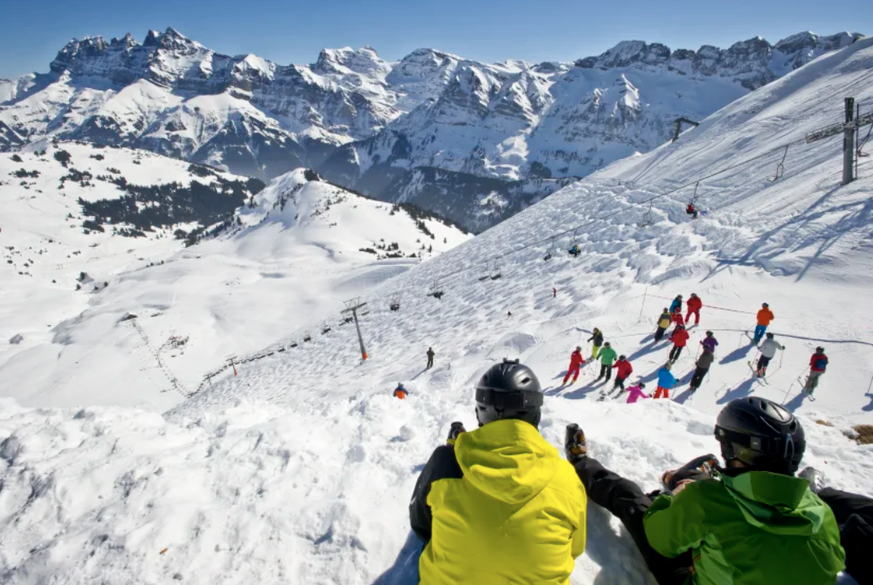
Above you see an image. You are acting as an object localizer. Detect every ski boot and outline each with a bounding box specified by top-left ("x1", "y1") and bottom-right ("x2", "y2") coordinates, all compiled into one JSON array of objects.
[
  {"x1": 564, "y1": 424, "x2": 587, "y2": 463},
  {"x1": 660, "y1": 453, "x2": 718, "y2": 493},
  {"x1": 446, "y1": 422, "x2": 466, "y2": 445}
]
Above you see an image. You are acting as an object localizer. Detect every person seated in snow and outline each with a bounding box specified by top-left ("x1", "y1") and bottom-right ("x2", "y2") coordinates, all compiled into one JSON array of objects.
[
  {"x1": 410, "y1": 359, "x2": 587, "y2": 584},
  {"x1": 564, "y1": 397, "x2": 851, "y2": 585},
  {"x1": 394, "y1": 383, "x2": 409, "y2": 399},
  {"x1": 625, "y1": 382, "x2": 650, "y2": 404},
  {"x1": 686, "y1": 203, "x2": 699, "y2": 219},
  {"x1": 569, "y1": 244, "x2": 581, "y2": 257}
]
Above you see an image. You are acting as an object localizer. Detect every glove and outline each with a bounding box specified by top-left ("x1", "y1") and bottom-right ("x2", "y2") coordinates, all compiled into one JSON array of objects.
[
  {"x1": 564, "y1": 424, "x2": 587, "y2": 463},
  {"x1": 660, "y1": 454, "x2": 717, "y2": 493},
  {"x1": 447, "y1": 422, "x2": 466, "y2": 445}
]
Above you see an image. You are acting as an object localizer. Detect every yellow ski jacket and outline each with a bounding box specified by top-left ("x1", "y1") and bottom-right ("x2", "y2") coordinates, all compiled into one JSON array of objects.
[{"x1": 410, "y1": 419, "x2": 587, "y2": 584}]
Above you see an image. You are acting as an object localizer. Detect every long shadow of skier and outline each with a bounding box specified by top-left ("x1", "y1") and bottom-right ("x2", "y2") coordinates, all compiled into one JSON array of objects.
[
  {"x1": 371, "y1": 532, "x2": 421, "y2": 585},
  {"x1": 626, "y1": 342, "x2": 670, "y2": 363},
  {"x1": 783, "y1": 390, "x2": 811, "y2": 413},
  {"x1": 719, "y1": 342, "x2": 756, "y2": 365},
  {"x1": 673, "y1": 388, "x2": 696, "y2": 404},
  {"x1": 717, "y1": 378, "x2": 756, "y2": 405}
]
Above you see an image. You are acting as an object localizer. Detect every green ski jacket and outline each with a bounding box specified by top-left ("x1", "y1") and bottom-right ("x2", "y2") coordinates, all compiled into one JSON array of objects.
[
  {"x1": 598, "y1": 347, "x2": 618, "y2": 366},
  {"x1": 643, "y1": 470, "x2": 845, "y2": 585}
]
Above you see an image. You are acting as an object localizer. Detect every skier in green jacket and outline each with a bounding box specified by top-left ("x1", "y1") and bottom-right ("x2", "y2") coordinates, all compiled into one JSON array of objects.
[
  {"x1": 564, "y1": 397, "x2": 848, "y2": 585},
  {"x1": 595, "y1": 342, "x2": 618, "y2": 382}
]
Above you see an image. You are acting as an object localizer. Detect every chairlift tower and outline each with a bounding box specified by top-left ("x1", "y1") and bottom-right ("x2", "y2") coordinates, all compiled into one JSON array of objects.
[
  {"x1": 805, "y1": 97, "x2": 873, "y2": 185},
  {"x1": 342, "y1": 297, "x2": 369, "y2": 360}
]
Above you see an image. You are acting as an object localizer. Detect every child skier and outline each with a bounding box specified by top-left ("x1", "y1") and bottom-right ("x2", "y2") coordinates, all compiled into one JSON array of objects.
[
  {"x1": 625, "y1": 382, "x2": 650, "y2": 404},
  {"x1": 805, "y1": 347, "x2": 828, "y2": 394},
  {"x1": 753, "y1": 303, "x2": 774, "y2": 342},
  {"x1": 562, "y1": 346, "x2": 586, "y2": 386},
  {"x1": 669, "y1": 325, "x2": 689, "y2": 362},
  {"x1": 701, "y1": 331, "x2": 719, "y2": 354},
  {"x1": 588, "y1": 328, "x2": 604, "y2": 359},
  {"x1": 654, "y1": 363, "x2": 676, "y2": 399},
  {"x1": 654, "y1": 308, "x2": 672, "y2": 342},
  {"x1": 612, "y1": 355, "x2": 633, "y2": 391},
  {"x1": 595, "y1": 342, "x2": 618, "y2": 382},
  {"x1": 685, "y1": 293, "x2": 703, "y2": 325},
  {"x1": 394, "y1": 383, "x2": 409, "y2": 399},
  {"x1": 756, "y1": 333, "x2": 784, "y2": 377}
]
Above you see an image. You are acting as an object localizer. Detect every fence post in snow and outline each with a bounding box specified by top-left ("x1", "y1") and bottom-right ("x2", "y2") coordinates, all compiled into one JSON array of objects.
[{"x1": 637, "y1": 287, "x2": 648, "y2": 324}]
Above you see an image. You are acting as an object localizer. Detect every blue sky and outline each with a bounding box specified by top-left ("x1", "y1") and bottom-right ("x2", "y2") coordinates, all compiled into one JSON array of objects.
[{"x1": 1, "y1": 0, "x2": 869, "y2": 79}]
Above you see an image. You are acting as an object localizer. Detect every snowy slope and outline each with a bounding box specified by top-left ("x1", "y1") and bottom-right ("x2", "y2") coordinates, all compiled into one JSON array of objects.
[
  {"x1": 1, "y1": 38, "x2": 873, "y2": 585},
  {"x1": 0, "y1": 164, "x2": 469, "y2": 410}
]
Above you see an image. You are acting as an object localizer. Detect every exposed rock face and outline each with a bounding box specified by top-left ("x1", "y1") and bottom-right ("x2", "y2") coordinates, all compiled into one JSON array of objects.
[{"x1": 1, "y1": 28, "x2": 863, "y2": 231}]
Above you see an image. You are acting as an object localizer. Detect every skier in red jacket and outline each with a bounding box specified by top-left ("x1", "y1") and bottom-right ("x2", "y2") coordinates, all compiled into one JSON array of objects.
[
  {"x1": 685, "y1": 293, "x2": 703, "y2": 325},
  {"x1": 612, "y1": 355, "x2": 633, "y2": 391},
  {"x1": 669, "y1": 326, "x2": 689, "y2": 362},
  {"x1": 562, "y1": 346, "x2": 586, "y2": 386},
  {"x1": 805, "y1": 347, "x2": 829, "y2": 395},
  {"x1": 670, "y1": 309, "x2": 685, "y2": 334}
]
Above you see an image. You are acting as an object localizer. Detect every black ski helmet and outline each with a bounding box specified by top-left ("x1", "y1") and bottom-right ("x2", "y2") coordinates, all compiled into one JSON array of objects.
[
  {"x1": 475, "y1": 359, "x2": 543, "y2": 428},
  {"x1": 766, "y1": 332, "x2": 774, "y2": 339},
  {"x1": 714, "y1": 397, "x2": 805, "y2": 475}
]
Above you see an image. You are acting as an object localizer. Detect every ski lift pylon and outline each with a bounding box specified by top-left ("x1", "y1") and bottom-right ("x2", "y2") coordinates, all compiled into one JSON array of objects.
[{"x1": 768, "y1": 146, "x2": 789, "y2": 182}]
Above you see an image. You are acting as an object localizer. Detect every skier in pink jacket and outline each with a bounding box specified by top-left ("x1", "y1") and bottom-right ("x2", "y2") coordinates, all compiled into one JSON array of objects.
[{"x1": 625, "y1": 383, "x2": 650, "y2": 404}]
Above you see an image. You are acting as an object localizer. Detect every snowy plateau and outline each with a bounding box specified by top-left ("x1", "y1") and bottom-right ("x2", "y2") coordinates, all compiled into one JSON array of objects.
[
  {"x1": 0, "y1": 27, "x2": 865, "y2": 230},
  {"x1": 0, "y1": 30, "x2": 873, "y2": 585}
]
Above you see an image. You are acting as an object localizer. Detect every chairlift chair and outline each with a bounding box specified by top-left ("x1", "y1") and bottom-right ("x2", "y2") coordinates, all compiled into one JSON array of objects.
[
  {"x1": 478, "y1": 262, "x2": 491, "y2": 282},
  {"x1": 490, "y1": 262, "x2": 502, "y2": 280},
  {"x1": 321, "y1": 321, "x2": 332, "y2": 335},
  {"x1": 638, "y1": 201, "x2": 654, "y2": 227},
  {"x1": 568, "y1": 228, "x2": 582, "y2": 257},
  {"x1": 303, "y1": 332, "x2": 312, "y2": 343},
  {"x1": 543, "y1": 237, "x2": 556, "y2": 261},
  {"x1": 389, "y1": 293, "x2": 401, "y2": 311},
  {"x1": 428, "y1": 280, "x2": 444, "y2": 300}
]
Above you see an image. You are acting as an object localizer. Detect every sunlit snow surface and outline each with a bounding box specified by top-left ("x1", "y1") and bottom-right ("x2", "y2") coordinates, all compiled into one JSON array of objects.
[{"x1": 1, "y1": 39, "x2": 873, "y2": 585}]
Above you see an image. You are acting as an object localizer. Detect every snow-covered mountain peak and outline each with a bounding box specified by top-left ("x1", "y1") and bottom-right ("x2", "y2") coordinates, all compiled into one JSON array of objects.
[{"x1": 313, "y1": 46, "x2": 391, "y2": 78}]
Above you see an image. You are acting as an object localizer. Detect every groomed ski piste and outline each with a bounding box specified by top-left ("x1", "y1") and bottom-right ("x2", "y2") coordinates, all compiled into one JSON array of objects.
[{"x1": 2, "y1": 38, "x2": 873, "y2": 585}]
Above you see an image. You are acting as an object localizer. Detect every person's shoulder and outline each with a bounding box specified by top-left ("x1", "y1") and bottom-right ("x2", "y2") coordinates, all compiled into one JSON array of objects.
[{"x1": 547, "y1": 459, "x2": 589, "y2": 502}]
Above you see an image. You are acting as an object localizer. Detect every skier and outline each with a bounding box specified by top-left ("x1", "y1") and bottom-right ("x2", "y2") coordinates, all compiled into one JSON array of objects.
[
  {"x1": 685, "y1": 293, "x2": 702, "y2": 326},
  {"x1": 426, "y1": 347, "x2": 435, "y2": 369},
  {"x1": 410, "y1": 359, "x2": 587, "y2": 583},
  {"x1": 689, "y1": 348, "x2": 714, "y2": 391},
  {"x1": 670, "y1": 309, "x2": 685, "y2": 334},
  {"x1": 805, "y1": 347, "x2": 828, "y2": 395},
  {"x1": 562, "y1": 346, "x2": 586, "y2": 386},
  {"x1": 654, "y1": 308, "x2": 672, "y2": 342},
  {"x1": 588, "y1": 328, "x2": 604, "y2": 359},
  {"x1": 654, "y1": 363, "x2": 676, "y2": 399},
  {"x1": 569, "y1": 244, "x2": 581, "y2": 257},
  {"x1": 552, "y1": 287, "x2": 557, "y2": 298},
  {"x1": 701, "y1": 330, "x2": 719, "y2": 354},
  {"x1": 753, "y1": 302, "x2": 774, "y2": 342},
  {"x1": 625, "y1": 382, "x2": 650, "y2": 404},
  {"x1": 668, "y1": 325, "x2": 689, "y2": 362},
  {"x1": 669, "y1": 295, "x2": 683, "y2": 315},
  {"x1": 756, "y1": 332, "x2": 784, "y2": 377},
  {"x1": 394, "y1": 383, "x2": 409, "y2": 399},
  {"x1": 564, "y1": 397, "x2": 847, "y2": 585},
  {"x1": 686, "y1": 202, "x2": 699, "y2": 219},
  {"x1": 612, "y1": 355, "x2": 633, "y2": 391},
  {"x1": 595, "y1": 342, "x2": 618, "y2": 383}
]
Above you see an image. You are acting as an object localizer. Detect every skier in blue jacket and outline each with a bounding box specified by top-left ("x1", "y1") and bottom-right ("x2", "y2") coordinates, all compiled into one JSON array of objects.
[{"x1": 654, "y1": 363, "x2": 676, "y2": 399}]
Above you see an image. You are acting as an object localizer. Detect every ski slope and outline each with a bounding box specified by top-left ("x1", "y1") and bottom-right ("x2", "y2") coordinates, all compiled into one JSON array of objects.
[{"x1": 2, "y1": 38, "x2": 873, "y2": 585}]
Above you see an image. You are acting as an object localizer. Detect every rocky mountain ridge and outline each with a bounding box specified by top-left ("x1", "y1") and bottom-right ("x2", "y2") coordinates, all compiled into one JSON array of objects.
[{"x1": 1, "y1": 28, "x2": 864, "y2": 230}]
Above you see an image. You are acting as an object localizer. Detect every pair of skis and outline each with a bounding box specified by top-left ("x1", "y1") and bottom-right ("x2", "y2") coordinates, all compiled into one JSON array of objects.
[{"x1": 747, "y1": 361, "x2": 770, "y2": 385}]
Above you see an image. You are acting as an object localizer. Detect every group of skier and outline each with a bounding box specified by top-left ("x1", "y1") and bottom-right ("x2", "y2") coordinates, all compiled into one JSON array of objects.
[
  {"x1": 410, "y1": 359, "x2": 873, "y2": 585},
  {"x1": 557, "y1": 293, "x2": 828, "y2": 402}
]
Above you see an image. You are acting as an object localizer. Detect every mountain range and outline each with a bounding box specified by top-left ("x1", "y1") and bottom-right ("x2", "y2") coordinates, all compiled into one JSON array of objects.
[{"x1": 1, "y1": 28, "x2": 864, "y2": 231}]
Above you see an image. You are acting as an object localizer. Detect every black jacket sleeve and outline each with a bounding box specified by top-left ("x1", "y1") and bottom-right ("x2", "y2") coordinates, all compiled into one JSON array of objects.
[{"x1": 409, "y1": 444, "x2": 463, "y2": 544}]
